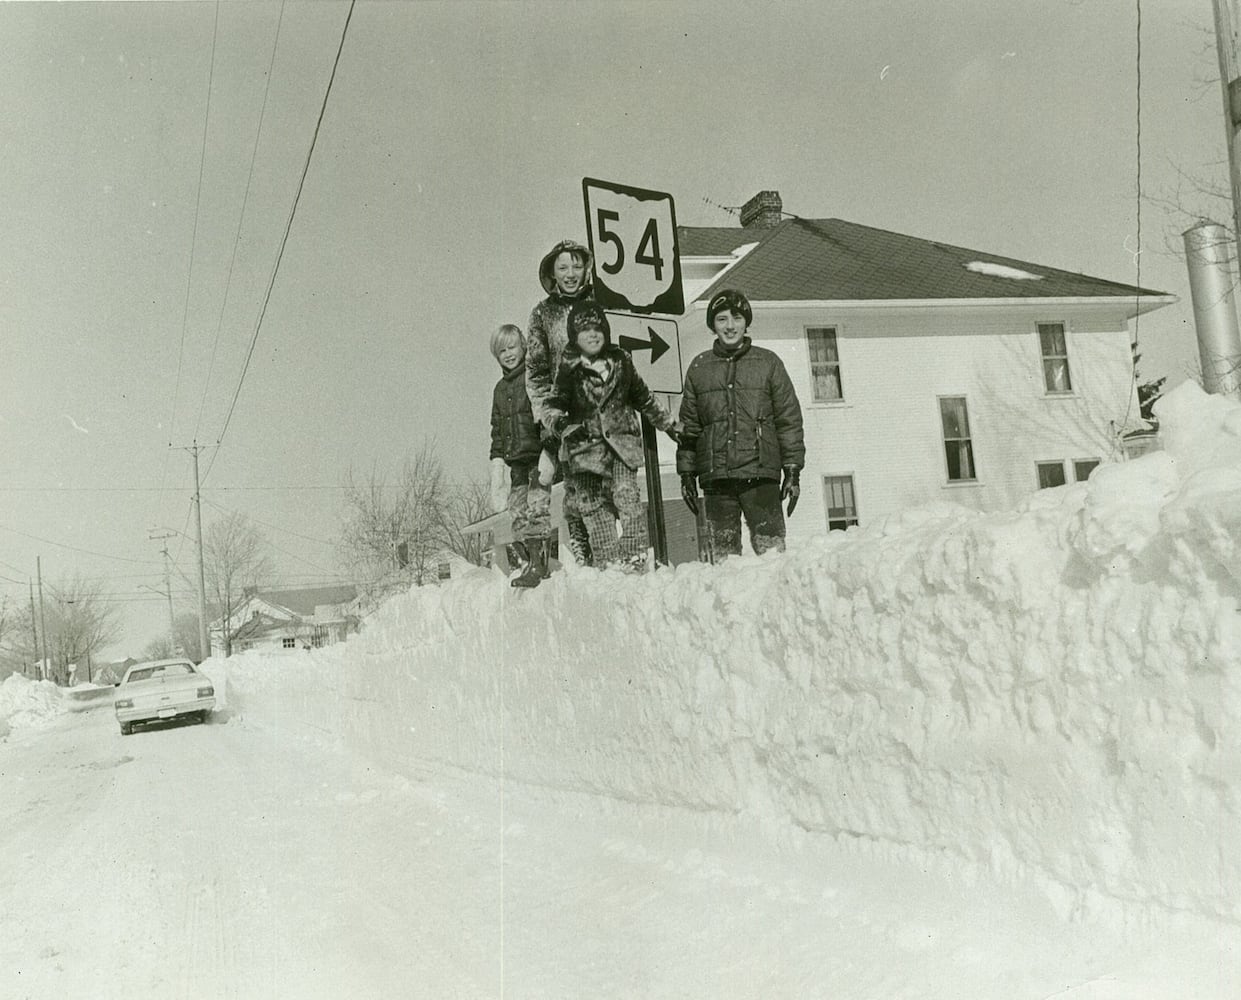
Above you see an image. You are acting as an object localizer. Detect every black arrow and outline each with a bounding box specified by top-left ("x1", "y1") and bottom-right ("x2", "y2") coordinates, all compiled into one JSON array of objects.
[{"x1": 619, "y1": 326, "x2": 670, "y2": 364}]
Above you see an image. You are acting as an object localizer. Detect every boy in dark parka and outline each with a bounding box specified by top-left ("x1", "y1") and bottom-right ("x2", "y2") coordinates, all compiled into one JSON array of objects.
[{"x1": 677, "y1": 289, "x2": 805, "y2": 558}]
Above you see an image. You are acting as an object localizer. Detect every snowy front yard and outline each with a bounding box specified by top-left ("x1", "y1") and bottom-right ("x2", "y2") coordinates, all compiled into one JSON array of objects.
[{"x1": 1, "y1": 701, "x2": 1236, "y2": 999}]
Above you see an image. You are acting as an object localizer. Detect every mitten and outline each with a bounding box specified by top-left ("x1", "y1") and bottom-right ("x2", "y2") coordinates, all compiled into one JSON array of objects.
[
  {"x1": 780, "y1": 466, "x2": 800, "y2": 516},
  {"x1": 680, "y1": 472, "x2": 699, "y2": 516},
  {"x1": 538, "y1": 448, "x2": 557, "y2": 487}
]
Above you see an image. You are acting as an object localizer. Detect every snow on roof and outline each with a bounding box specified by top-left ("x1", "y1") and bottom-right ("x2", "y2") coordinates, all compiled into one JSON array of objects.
[{"x1": 964, "y1": 260, "x2": 1044, "y2": 280}]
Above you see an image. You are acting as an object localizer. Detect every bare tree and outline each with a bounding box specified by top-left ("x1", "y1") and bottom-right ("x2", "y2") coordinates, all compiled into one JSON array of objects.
[
  {"x1": 143, "y1": 613, "x2": 203, "y2": 662},
  {"x1": 0, "y1": 596, "x2": 31, "y2": 681},
  {"x1": 441, "y1": 476, "x2": 494, "y2": 567},
  {"x1": 45, "y1": 574, "x2": 122, "y2": 684},
  {"x1": 338, "y1": 441, "x2": 455, "y2": 587},
  {"x1": 204, "y1": 512, "x2": 274, "y2": 657}
]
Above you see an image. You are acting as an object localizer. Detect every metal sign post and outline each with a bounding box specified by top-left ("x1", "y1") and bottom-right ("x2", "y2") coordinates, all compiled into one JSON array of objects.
[{"x1": 583, "y1": 177, "x2": 684, "y2": 564}]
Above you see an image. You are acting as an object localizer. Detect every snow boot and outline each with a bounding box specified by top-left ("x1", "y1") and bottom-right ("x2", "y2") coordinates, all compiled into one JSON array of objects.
[
  {"x1": 511, "y1": 538, "x2": 547, "y2": 588},
  {"x1": 504, "y1": 540, "x2": 529, "y2": 578}
]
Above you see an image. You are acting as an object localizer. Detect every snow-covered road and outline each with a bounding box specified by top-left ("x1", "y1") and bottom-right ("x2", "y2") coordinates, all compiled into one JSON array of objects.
[{"x1": 3, "y1": 702, "x2": 1238, "y2": 1000}]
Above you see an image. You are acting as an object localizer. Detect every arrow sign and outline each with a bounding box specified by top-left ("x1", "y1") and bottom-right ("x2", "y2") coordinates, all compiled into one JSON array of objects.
[
  {"x1": 606, "y1": 312, "x2": 682, "y2": 394},
  {"x1": 619, "y1": 326, "x2": 670, "y2": 364}
]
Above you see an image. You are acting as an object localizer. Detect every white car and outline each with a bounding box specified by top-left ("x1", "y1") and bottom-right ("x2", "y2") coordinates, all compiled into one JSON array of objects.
[{"x1": 114, "y1": 658, "x2": 215, "y2": 736}]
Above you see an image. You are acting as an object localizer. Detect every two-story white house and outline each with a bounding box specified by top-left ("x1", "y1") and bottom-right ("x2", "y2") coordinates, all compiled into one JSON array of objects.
[{"x1": 672, "y1": 191, "x2": 1176, "y2": 542}]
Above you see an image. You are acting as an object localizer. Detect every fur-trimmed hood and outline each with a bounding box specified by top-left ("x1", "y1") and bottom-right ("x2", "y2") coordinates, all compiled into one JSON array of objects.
[{"x1": 538, "y1": 240, "x2": 593, "y2": 298}]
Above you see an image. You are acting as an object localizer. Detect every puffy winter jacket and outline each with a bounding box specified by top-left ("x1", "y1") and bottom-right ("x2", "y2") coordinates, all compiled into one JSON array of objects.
[
  {"x1": 526, "y1": 239, "x2": 594, "y2": 428},
  {"x1": 490, "y1": 363, "x2": 541, "y2": 464},
  {"x1": 548, "y1": 345, "x2": 675, "y2": 475},
  {"x1": 676, "y1": 338, "x2": 805, "y2": 483}
]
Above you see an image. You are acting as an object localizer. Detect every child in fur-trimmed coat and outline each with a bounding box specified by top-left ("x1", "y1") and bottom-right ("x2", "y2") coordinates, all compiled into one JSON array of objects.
[{"x1": 543, "y1": 301, "x2": 679, "y2": 571}]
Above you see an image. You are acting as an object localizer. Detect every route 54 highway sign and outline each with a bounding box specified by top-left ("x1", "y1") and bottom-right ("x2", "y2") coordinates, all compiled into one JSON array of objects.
[{"x1": 583, "y1": 178, "x2": 684, "y2": 316}]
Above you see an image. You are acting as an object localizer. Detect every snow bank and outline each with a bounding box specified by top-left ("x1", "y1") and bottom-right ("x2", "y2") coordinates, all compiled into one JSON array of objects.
[
  {"x1": 0, "y1": 674, "x2": 70, "y2": 736},
  {"x1": 215, "y1": 381, "x2": 1241, "y2": 923}
]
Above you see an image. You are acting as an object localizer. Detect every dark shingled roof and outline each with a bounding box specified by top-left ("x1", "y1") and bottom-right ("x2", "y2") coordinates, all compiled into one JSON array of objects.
[
  {"x1": 257, "y1": 585, "x2": 357, "y2": 617},
  {"x1": 678, "y1": 218, "x2": 1168, "y2": 303}
]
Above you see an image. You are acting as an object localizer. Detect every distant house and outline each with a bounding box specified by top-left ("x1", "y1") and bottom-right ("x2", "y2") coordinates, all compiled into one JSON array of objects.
[
  {"x1": 672, "y1": 190, "x2": 1176, "y2": 542},
  {"x1": 210, "y1": 585, "x2": 358, "y2": 657}
]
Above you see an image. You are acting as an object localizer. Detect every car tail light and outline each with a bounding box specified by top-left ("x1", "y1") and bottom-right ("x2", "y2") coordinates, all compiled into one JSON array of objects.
[
  {"x1": 197, "y1": 686, "x2": 214, "y2": 698},
  {"x1": 115, "y1": 698, "x2": 134, "y2": 709}
]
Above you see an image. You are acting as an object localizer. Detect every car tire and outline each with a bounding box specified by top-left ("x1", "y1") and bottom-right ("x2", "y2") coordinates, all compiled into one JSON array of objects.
[{"x1": 120, "y1": 723, "x2": 132, "y2": 736}]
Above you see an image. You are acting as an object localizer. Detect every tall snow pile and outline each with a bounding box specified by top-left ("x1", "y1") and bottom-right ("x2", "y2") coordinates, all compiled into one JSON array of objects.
[
  {"x1": 0, "y1": 675, "x2": 69, "y2": 737},
  {"x1": 216, "y1": 381, "x2": 1240, "y2": 922}
]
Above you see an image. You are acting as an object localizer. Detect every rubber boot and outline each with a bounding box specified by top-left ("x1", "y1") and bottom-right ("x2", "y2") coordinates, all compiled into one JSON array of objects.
[
  {"x1": 511, "y1": 538, "x2": 547, "y2": 588},
  {"x1": 540, "y1": 532, "x2": 556, "y2": 578},
  {"x1": 504, "y1": 540, "x2": 529, "y2": 577}
]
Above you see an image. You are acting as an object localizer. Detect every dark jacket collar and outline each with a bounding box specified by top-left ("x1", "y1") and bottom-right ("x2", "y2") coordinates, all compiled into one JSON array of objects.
[
  {"x1": 712, "y1": 336, "x2": 752, "y2": 360},
  {"x1": 501, "y1": 361, "x2": 526, "y2": 381}
]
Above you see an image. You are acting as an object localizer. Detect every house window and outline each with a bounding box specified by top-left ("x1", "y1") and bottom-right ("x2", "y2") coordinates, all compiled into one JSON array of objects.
[
  {"x1": 1038, "y1": 322, "x2": 1072, "y2": 393},
  {"x1": 806, "y1": 327, "x2": 843, "y2": 402},
  {"x1": 939, "y1": 396, "x2": 976, "y2": 481},
  {"x1": 823, "y1": 475, "x2": 858, "y2": 531},
  {"x1": 281, "y1": 637, "x2": 296, "y2": 649},
  {"x1": 1036, "y1": 461, "x2": 1067, "y2": 489},
  {"x1": 1073, "y1": 458, "x2": 1100, "y2": 482},
  {"x1": 437, "y1": 562, "x2": 451, "y2": 580}
]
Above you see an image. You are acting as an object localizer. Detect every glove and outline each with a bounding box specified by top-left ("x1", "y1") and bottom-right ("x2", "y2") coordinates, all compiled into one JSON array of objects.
[
  {"x1": 489, "y1": 457, "x2": 508, "y2": 512},
  {"x1": 680, "y1": 473, "x2": 698, "y2": 517},
  {"x1": 781, "y1": 466, "x2": 800, "y2": 516},
  {"x1": 541, "y1": 414, "x2": 566, "y2": 452},
  {"x1": 665, "y1": 424, "x2": 682, "y2": 445},
  {"x1": 538, "y1": 448, "x2": 557, "y2": 487}
]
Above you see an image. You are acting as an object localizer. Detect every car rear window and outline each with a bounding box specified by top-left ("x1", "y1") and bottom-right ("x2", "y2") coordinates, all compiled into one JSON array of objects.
[{"x1": 126, "y1": 663, "x2": 196, "y2": 683}]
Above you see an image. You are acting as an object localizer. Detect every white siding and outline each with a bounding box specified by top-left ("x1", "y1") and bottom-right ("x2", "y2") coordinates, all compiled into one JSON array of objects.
[{"x1": 671, "y1": 303, "x2": 1142, "y2": 545}]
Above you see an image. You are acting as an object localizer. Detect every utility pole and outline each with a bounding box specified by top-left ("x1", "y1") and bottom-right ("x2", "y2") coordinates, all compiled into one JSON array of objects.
[
  {"x1": 189, "y1": 443, "x2": 212, "y2": 662},
  {"x1": 149, "y1": 529, "x2": 178, "y2": 649},
  {"x1": 36, "y1": 557, "x2": 49, "y2": 683},
  {"x1": 1214, "y1": 0, "x2": 1241, "y2": 260},
  {"x1": 28, "y1": 581, "x2": 39, "y2": 679}
]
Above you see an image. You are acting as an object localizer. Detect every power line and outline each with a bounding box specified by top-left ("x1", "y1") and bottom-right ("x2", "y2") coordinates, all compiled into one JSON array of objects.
[
  {"x1": 195, "y1": 0, "x2": 288, "y2": 442},
  {"x1": 155, "y1": 0, "x2": 221, "y2": 550},
  {"x1": 206, "y1": 0, "x2": 357, "y2": 480},
  {"x1": 162, "y1": 0, "x2": 221, "y2": 488},
  {"x1": 202, "y1": 497, "x2": 338, "y2": 572},
  {"x1": 0, "y1": 524, "x2": 162, "y2": 565}
]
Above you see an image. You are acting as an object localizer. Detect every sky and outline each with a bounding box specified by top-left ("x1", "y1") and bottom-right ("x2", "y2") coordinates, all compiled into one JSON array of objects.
[
  {"x1": 4, "y1": 377, "x2": 1238, "y2": 994},
  {"x1": 0, "y1": 0, "x2": 1228, "y2": 657}
]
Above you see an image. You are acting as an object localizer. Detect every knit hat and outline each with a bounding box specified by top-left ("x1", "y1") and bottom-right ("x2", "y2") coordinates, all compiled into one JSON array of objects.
[
  {"x1": 566, "y1": 300, "x2": 612, "y2": 349},
  {"x1": 706, "y1": 288, "x2": 752, "y2": 329},
  {"x1": 538, "y1": 240, "x2": 593, "y2": 297}
]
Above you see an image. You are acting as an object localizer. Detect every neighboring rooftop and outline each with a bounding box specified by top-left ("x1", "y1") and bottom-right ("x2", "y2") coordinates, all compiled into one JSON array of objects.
[
  {"x1": 245, "y1": 585, "x2": 358, "y2": 617},
  {"x1": 679, "y1": 191, "x2": 1170, "y2": 305}
]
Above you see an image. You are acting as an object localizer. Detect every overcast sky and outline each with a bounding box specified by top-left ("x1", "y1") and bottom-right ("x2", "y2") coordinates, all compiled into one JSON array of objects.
[{"x1": 0, "y1": 0, "x2": 1224, "y2": 657}]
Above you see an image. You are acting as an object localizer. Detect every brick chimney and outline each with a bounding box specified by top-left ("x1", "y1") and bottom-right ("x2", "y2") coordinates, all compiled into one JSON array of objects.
[{"x1": 740, "y1": 190, "x2": 783, "y2": 229}]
